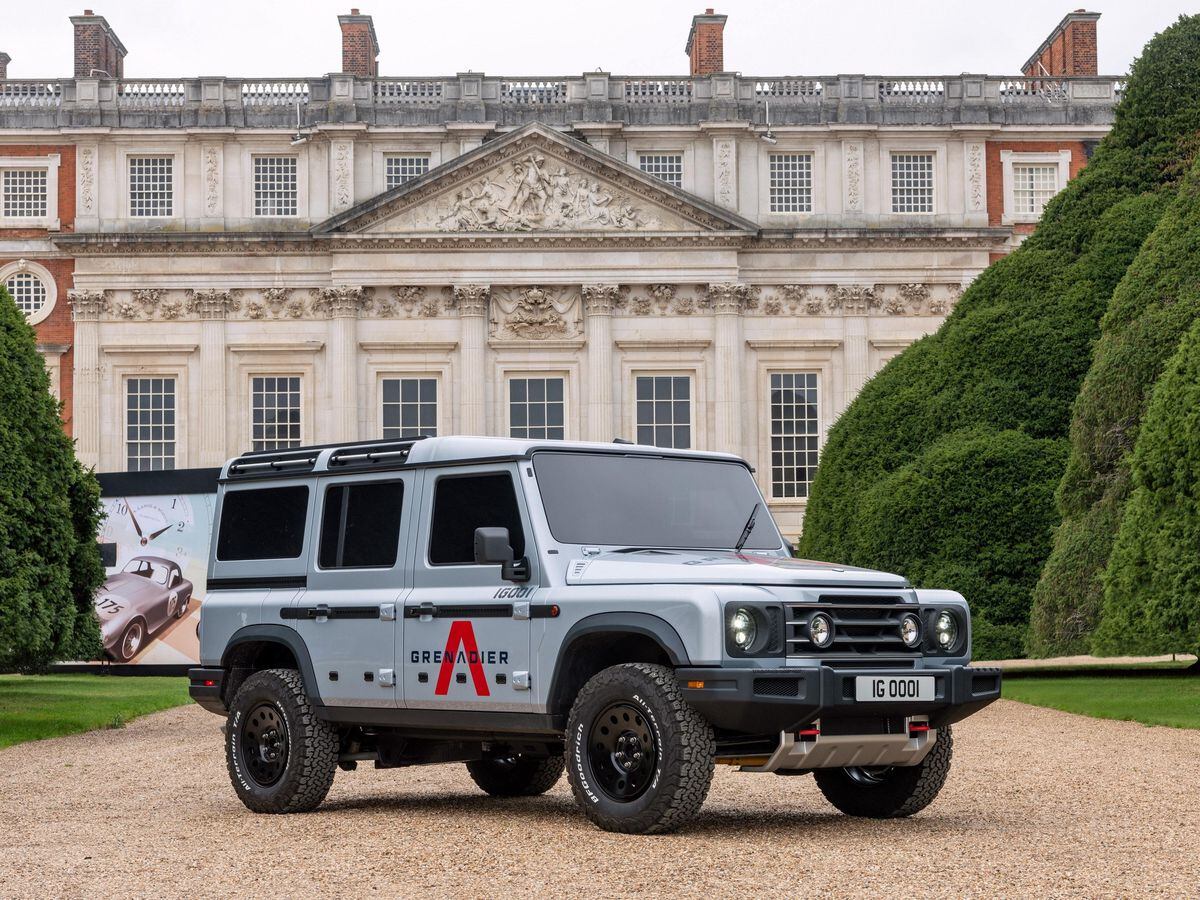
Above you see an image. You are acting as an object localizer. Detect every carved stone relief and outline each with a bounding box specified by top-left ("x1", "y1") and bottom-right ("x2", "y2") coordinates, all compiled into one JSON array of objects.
[
  {"x1": 713, "y1": 137, "x2": 737, "y2": 210},
  {"x1": 203, "y1": 145, "x2": 222, "y2": 217},
  {"x1": 449, "y1": 284, "x2": 491, "y2": 317},
  {"x1": 68, "y1": 289, "x2": 107, "y2": 321},
  {"x1": 843, "y1": 141, "x2": 863, "y2": 213},
  {"x1": 826, "y1": 284, "x2": 879, "y2": 314},
  {"x1": 310, "y1": 286, "x2": 370, "y2": 318},
  {"x1": 185, "y1": 288, "x2": 242, "y2": 320},
  {"x1": 331, "y1": 140, "x2": 354, "y2": 213},
  {"x1": 78, "y1": 146, "x2": 96, "y2": 216},
  {"x1": 966, "y1": 142, "x2": 985, "y2": 212},
  {"x1": 490, "y1": 285, "x2": 581, "y2": 340}
]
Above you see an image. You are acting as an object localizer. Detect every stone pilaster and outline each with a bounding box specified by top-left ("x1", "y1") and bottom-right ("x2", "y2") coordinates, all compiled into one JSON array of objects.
[
  {"x1": 707, "y1": 283, "x2": 755, "y2": 455},
  {"x1": 712, "y1": 136, "x2": 738, "y2": 210},
  {"x1": 451, "y1": 285, "x2": 490, "y2": 435},
  {"x1": 69, "y1": 289, "x2": 106, "y2": 467},
  {"x1": 314, "y1": 287, "x2": 367, "y2": 442},
  {"x1": 582, "y1": 284, "x2": 621, "y2": 442},
  {"x1": 187, "y1": 289, "x2": 239, "y2": 466},
  {"x1": 330, "y1": 139, "x2": 355, "y2": 214}
]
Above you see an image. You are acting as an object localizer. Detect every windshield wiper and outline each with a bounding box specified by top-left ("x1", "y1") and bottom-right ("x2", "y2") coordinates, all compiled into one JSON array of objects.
[{"x1": 734, "y1": 502, "x2": 760, "y2": 552}]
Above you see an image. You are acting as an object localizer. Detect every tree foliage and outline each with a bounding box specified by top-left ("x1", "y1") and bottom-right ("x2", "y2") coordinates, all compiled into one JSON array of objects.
[
  {"x1": 798, "y1": 15, "x2": 1200, "y2": 660},
  {"x1": 1095, "y1": 318, "x2": 1200, "y2": 655},
  {"x1": 0, "y1": 286, "x2": 104, "y2": 670},
  {"x1": 1030, "y1": 155, "x2": 1200, "y2": 654}
]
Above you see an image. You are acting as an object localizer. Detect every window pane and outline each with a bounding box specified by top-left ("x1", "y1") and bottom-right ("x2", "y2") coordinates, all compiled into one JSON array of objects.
[
  {"x1": 125, "y1": 376, "x2": 177, "y2": 471},
  {"x1": 2, "y1": 169, "x2": 48, "y2": 218},
  {"x1": 638, "y1": 153, "x2": 683, "y2": 188},
  {"x1": 251, "y1": 375, "x2": 301, "y2": 450},
  {"x1": 217, "y1": 486, "x2": 309, "y2": 560},
  {"x1": 429, "y1": 473, "x2": 525, "y2": 564},
  {"x1": 508, "y1": 377, "x2": 565, "y2": 441},
  {"x1": 1012, "y1": 164, "x2": 1060, "y2": 215},
  {"x1": 253, "y1": 156, "x2": 298, "y2": 216},
  {"x1": 769, "y1": 372, "x2": 820, "y2": 499},
  {"x1": 128, "y1": 156, "x2": 173, "y2": 217},
  {"x1": 5, "y1": 272, "x2": 47, "y2": 318},
  {"x1": 768, "y1": 153, "x2": 813, "y2": 213},
  {"x1": 384, "y1": 154, "x2": 430, "y2": 190},
  {"x1": 381, "y1": 377, "x2": 438, "y2": 440},
  {"x1": 890, "y1": 153, "x2": 934, "y2": 213},
  {"x1": 319, "y1": 481, "x2": 405, "y2": 569},
  {"x1": 633, "y1": 375, "x2": 691, "y2": 449}
]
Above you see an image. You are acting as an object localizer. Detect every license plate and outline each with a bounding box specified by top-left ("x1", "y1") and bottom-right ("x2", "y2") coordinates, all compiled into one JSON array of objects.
[{"x1": 855, "y1": 675, "x2": 934, "y2": 702}]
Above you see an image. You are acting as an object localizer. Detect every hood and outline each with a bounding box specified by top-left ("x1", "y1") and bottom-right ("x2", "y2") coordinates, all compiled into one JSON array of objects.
[
  {"x1": 95, "y1": 572, "x2": 161, "y2": 606},
  {"x1": 564, "y1": 549, "x2": 910, "y2": 589}
]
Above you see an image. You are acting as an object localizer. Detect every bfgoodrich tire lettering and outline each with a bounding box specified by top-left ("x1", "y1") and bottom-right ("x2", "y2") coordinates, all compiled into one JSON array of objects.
[
  {"x1": 226, "y1": 668, "x2": 338, "y2": 814},
  {"x1": 565, "y1": 663, "x2": 715, "y2": 834},
  {"x1": 466, "y1": 754, "x2": 565, "y2": 797},
  {"x1": 813, "y1": 725, "x2": 954, "y2": 818}
]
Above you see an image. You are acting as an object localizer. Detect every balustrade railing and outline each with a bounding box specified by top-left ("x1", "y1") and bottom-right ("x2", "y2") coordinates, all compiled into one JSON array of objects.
[
  {"x1": 624, "y1": 77, "x2": 693, "y2": 103},
  {"x1": 0, "y1": 80, "x2": 63, "y2": 108},
  {"x1": 117, "y1": 80, "x2": 187, "y2": 107},
  {"x1": 240, "y1": 80, "x2": 311, "y2": 107},
  {"x1": 501, "y1": 79, "x2": 566, "y2": 104},
  {"x1": 374, "y1": 78, "x2": 444, "y2": 105}
]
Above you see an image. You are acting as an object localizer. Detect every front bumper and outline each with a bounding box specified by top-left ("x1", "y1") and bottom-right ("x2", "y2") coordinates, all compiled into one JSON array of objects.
[
  {"x1": 187, "y1": 667, "x2": 227, "y2": 715},
  {"x1": 676, "y1": 664, "x2": 1001, "y2": 735}
]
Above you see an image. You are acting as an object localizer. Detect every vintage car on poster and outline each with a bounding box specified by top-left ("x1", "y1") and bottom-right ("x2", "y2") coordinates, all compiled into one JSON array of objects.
[{"x1": 96, "y1": 556, "x2": 194, "y2": 661}]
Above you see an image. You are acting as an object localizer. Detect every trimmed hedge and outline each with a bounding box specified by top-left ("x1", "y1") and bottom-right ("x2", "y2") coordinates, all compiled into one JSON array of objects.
[
  {"x1": 1095, "y1": 318, "x2": 1200, "y2": 655},
  {"x1": 1030, "y1": 156, "x2": 1200, "y2": 655},
  {"x1": 798, "y1": 15, "x2": 1200, "y2": 661},
  {"x1": 0, "y1": 286, "x2": 104, "y2": 670}
]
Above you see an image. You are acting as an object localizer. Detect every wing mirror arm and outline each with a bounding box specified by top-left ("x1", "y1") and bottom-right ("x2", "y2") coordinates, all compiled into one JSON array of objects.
[{"x1": 473, "y1": 527, "x2": 531, "y2": 583}]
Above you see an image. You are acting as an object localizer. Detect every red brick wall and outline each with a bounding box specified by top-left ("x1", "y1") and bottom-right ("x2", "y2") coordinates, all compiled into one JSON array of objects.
[
  {"x1": 1, "y1": 144, "x2": 77, "y2": 433},
  {"x1": 687, "y1": 11, "x2": 726, "y2": 76},
  {"x1": 73, "y1": 20, "x2": 124, "y2": 78},
  {"x1": 1023, "y1": 14, "x2": 1098, "y2": 77},
  {"x1": 985, "y1": 140, "x2": 1087, "y2": 230}
]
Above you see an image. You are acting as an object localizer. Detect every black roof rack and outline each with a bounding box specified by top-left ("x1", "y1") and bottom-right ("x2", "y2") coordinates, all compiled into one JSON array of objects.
[
  {"x1": 226, "y1": 436, "x2": 429, "y2": 480},
  {"x1": 328, "y1": 438, "x2": 425, "y2": 470},
  {"x1": 227, "y1": 449, "x2": 321, "y2": 479}
]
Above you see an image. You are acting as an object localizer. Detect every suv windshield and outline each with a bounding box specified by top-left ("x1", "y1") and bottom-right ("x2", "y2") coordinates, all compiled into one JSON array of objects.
[{"x1": 533, "y1": 452, "x2": 781, "y2": 551}]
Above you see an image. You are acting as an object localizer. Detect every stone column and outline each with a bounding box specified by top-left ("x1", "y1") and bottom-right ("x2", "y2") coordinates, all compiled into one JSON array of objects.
[
  {"x1": 69, "y1": 290, "x2": 106, "y2": 468},
  {"x1": 828, "y1": 285, "x2": 877, "y2": 413},
  {"x1": 315, "y1": 287, "x2": 366, "y2": 442},
  {"x1": 452, "y1": 285, "x2": 490, "y2": 435},
  {"x1": 188, "y1": 289, "x2": 238, "y2": 466},
  {"x1": 708, "y1": 283, "x2": 754, "y2": 455},
  {"x1": 582, "y1": 285, "x2": 621, "y2": 442}
]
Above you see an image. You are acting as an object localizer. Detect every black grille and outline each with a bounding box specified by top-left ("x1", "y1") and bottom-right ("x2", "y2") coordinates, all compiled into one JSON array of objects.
[
  {"x1": 822, "y1": 715, "x2": 906, "y2": 736},
  {"x1": 752, "y1": 677, "x2": 802, "y2": 698},
  {"x1": 787, "y1": 596, "x2": 918, "y2": 657}
]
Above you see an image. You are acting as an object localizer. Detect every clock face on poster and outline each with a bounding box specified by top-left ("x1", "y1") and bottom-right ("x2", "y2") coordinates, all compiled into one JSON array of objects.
[{"x1": 97, "y1": 493, "x2": 213, "y2": 665}]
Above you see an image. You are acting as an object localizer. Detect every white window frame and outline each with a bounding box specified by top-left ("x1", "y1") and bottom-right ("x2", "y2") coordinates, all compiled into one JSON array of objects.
[
  {"x1": 241, "y1": 146, "x2": 307, "y2": 220},
  {"x1": 126, "y1": 153, "x2": 177, "y2": 219},
  {"x1": 766, "y1": 151, "x2": 815, "y2": 214},
  {"x1": 505, "y1": 374, "x2": 568, "y2": 441},
  {"x1": 0, "y1": 259, "x2": 57, "y2": 326},
  {"x1": 383, "y1": 153, "x2": 432, "y2": 191},
  {"x1": 370, "y1": 146, "x2": 442, "y2": 196},
  {"x1": 766, "y1": 371, "x2": 821, "y2": 500},
  {"x1": 124, "y1": 375, "x2": 179, "y2": 472},
  {"x1": 887, "y1": 150, "x2": 938, "y2": 215},
  {"x1": 631, "y1": 371, "x2": 695, "y2": 451},
  {"x1": 380, "y1": 374, "x2": 440, "y2": 439},
  {"x1": 0, "y1": 155, "x2": 60, "y2": 230},
  {"x1": 1001, "y1": 150, "x2": 1071, "y2": 224},
  {"x1": 101, "y1": 350, "x2": 195, "y2": 473},
  {"x1": 249, "y1": 373, "x2": 305, "y2": 451},
  {"x1": 636, "y1": 151, "x2": 685, "y2": 189}
]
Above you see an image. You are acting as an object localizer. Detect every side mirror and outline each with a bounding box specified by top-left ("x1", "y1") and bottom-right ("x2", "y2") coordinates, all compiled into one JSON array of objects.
[
  {"x1": 474, "y1": 527, "x2": 513, "y2": 565},
  {"x1": 473, "y1": 527, "x2": 531, "y2": 583}
]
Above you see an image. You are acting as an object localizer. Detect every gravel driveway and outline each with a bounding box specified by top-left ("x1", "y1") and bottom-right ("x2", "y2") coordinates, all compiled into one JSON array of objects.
[{"x1": 2, "y1": 699, "x2": 1197, "y2": 898}]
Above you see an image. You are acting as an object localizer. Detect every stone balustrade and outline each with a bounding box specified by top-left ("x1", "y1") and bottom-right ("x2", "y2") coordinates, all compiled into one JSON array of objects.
[{"x1": 0, "y1": 72, "x2": 1126, "y2": 128}]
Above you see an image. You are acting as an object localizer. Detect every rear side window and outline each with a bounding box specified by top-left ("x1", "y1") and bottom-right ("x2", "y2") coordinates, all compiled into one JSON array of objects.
[
  {"x1": 216, "y1": 485, "x2": 309, "y2": 560},
  {"x1": 319, "y1": 481, "x2": 405, "y2": 569},
  {"x1": 429, "y1": 473, "x2": 525, "y2": 565}
]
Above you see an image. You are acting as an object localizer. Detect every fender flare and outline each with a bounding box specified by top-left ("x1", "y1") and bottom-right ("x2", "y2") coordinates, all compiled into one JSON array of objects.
[
  {"x1": 546, "y1": 612, "x2": 691, "y2": 716},
  {"x1": 221, "y1": 624, "x2": 322, "y2": 707}
]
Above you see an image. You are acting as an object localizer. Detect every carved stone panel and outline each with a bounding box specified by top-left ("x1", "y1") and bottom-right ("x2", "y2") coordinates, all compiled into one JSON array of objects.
[{"x1": 489, "y1": 286, "x2": 581, "y2": 340}]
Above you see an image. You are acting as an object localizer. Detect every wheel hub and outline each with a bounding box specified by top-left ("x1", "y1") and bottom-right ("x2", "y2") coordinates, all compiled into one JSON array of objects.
[
  {"x1": 587, "y1": 702, "x2": 657, "y2": 802},
  {"x1": 240, "y1": 702, "x2": 288, "y2": 787}
]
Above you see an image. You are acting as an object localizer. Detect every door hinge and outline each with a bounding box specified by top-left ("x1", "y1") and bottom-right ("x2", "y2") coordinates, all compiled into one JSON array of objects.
[
  {"x1": 378, "y1": 668, "x2": 395, "y2": 687},
  {"x1": 380, "y1": 603, "x2": 396, "y2": 621},
  {"x1": 512, "y1": 671, "x2": 531, "y2": 691}
]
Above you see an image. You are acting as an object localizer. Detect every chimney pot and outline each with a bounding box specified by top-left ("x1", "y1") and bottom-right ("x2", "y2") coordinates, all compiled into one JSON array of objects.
[
  {"x1": 84, "y1": 8, "x2": 93, "y2": 14},
  {"x1": 351, "y1": 7, "x2": 359, "y2": 14}
]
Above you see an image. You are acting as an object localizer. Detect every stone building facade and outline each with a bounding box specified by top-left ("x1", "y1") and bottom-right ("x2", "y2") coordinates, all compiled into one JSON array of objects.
[{"x1": 0, "y1": 9, "x2": 1124, "y2": 535}]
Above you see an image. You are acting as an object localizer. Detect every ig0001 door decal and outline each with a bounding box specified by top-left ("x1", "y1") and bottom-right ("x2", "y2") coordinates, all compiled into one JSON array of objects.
[{"x1": 96, "y1": 492, "x2": 216, "y2": 665}]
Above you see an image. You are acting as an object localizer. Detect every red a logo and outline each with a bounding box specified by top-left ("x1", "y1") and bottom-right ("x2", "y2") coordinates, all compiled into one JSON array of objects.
[{"x1": 434, "y1": 620, "x2": 491, "y2": 697}]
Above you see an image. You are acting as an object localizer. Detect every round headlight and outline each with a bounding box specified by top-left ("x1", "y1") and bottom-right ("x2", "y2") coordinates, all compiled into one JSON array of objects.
[
  {"x1": 935, "y1": 611, "x2": 959, "y2": 649},
  {"x1": 900, "y1": 614, "x2": 922, "y2": 648},
  {"x1": 809, "y1": 613, "x2": 834, "y2": 649},
  {"x1": 730, "y1": 608, "x2": 757, "y2": 650}
]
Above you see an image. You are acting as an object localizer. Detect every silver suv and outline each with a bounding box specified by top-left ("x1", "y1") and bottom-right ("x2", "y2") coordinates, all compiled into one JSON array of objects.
[{"x1": 189, "y1": 436, "x2": 1000, "y2": 833}]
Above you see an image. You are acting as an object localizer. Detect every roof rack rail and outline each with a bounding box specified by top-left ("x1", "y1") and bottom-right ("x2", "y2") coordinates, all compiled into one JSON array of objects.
[
  {"x1": 227, "y1": 449, "x2": 321, "y2": 478},
  {"x1": 239, "y1": 435, "x2": 429, "y2": 458},
  {"x1": 328, "y1": 438, "x2": 425, "y2": 470}
]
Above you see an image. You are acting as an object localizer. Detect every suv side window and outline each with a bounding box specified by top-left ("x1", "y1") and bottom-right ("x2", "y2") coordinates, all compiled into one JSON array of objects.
[
  {"x1": 429, "y1": 472, "x2": 525, "y2": 565},
  {"x1": 216, "y1": 485, "x2": 309, "y2": 561},
  {"x1": 318, "y1": 480, "x2": 405, "y2": 569}
]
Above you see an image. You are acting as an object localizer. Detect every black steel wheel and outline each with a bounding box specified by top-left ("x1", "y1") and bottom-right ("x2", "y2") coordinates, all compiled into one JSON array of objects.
[
  {"x1": 466, "y1": 753, "x2": 564, "y2": 797},
  {"x1": 226, "y1": 668, "x2": 339, "y2": 814},
  {"x1": 587, "y1": 702, "x2": 658, "y2": 802},
  {"x1": 565, "y1": 663, "x2": 715, "y2": 834}
]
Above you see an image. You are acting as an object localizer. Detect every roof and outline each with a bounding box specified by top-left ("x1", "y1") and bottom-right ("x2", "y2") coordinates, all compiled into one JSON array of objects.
[{"x1": 221, "y1": 435, "x2": 746, "y2": 482}]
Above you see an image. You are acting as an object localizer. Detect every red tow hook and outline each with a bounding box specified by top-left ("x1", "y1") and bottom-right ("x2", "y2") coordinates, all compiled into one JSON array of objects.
[
  {"x1": 908, "y1": 722, "x2": 930, "y2": 738},
  {"x1": 797, "y1": 726, "x2": 820, "y2": 740}
]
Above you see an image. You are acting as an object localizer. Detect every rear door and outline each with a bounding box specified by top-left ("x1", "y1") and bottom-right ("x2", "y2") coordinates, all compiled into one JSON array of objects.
[
  {"x1": 402, "y1": 465, "x2": 539, "y2": 713},
  {"x1": 292, "y1": 471, "x2": 415, "y2": 709}
]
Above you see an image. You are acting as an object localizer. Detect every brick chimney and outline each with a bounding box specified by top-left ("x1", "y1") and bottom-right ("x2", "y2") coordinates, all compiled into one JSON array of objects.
[
  {"x1": 338, "y1": 9, "x2": 379, "y2": 77},
  {"x1": 685, "y1": 9, "x2": 728, "y2": 76},
  {"x1": 1022, "y1": 10, "x2": 1100, "y2": 77},
  {"x1": 0, "y1": 53, "x2": 10, "y2": 79},
  {"x1": 71, "y1": 10, "x2": 126, "y2": 78}
]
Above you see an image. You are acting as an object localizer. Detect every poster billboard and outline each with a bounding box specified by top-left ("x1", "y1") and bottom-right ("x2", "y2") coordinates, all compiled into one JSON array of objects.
[{"x1": 94, "y1": 469, "x2": 219, "y2": 667}]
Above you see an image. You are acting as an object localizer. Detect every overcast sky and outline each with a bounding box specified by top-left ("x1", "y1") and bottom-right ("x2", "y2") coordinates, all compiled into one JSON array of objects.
[{"x1": 4, "y1": 0, "x2": 1190, "y2": 79}]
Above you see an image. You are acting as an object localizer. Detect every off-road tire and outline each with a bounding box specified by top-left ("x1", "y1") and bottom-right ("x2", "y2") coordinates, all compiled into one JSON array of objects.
[
  {"x1": 226, "y1": 668, "x2": 338, "y2": 814},
  {"x1": 813, "y1": 725, "x2": 954, "y2": 818},
  {"x1": 565, "y1": 663, "x2": 715, "y2": 834},
  {"x1": 466, "y1": 754, "x2": 565, "y2": 797}
]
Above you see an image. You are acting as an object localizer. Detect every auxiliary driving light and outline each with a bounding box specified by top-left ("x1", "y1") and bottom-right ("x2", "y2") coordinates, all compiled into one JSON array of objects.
[
  {"x1": 809, "y1": 613, "x2": 834, "y2": 648},
  {"x1": 900, "y1": 614, "x2": 922, "y2": 648},
  {"x1": 730, "y1": 608, "x2": 757, "y2": 649},
  {"x1": 935, "y1": 611, "x2": 959, "y2": 649}
]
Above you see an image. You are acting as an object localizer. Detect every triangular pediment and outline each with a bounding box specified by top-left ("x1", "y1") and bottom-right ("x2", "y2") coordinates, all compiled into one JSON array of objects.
[{"x1": 315, "y1": 123, "x2": 758, "y2": 236}]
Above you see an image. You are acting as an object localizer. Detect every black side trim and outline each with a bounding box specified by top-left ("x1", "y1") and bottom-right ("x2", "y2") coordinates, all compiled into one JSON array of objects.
[
  {"x1": 208, "y1": 575, "x2": 308, "y2": 591},
  {"x1": 529, "y1": 604, "x2": 558, "y2": 619},
  {"x1": 403, "y1": 603, "x2": 514, "y2": 619},
  {"x1": 220, "y1": 624, "x2": 321, "y2": 706},
  {"x1": 97, "y1": 467, "x2": 221, "y2": 496},
  {"x1": 281, "y1": 605, "x2": 380, "y2": 620},
  {"x1": 314, "y1": 705, "x2": 561, "y2": 737}
]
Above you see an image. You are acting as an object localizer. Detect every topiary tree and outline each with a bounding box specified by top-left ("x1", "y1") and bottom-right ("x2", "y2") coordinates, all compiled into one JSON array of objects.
[
  {"x1": 0, "y1": 285, "x2": 104, "y2": 671},
  {"x1": 1094, "y1": 317, "x2": 1200, "y2": 659},
  {"x1": 798, "y1": 14, "x2": 1200, "y2": 660},
  {"x1": 1030, "y1": 155, "x2": 1200, "y2": 655}
]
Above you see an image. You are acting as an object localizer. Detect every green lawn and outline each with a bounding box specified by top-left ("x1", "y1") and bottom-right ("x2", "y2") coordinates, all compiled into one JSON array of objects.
[
  {"x1": 0, "y1": 674, "x2": 191, "y2": 749},
  {"x1": 1003, "y1": 675, "x2": 1200, "y2": 729}
]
